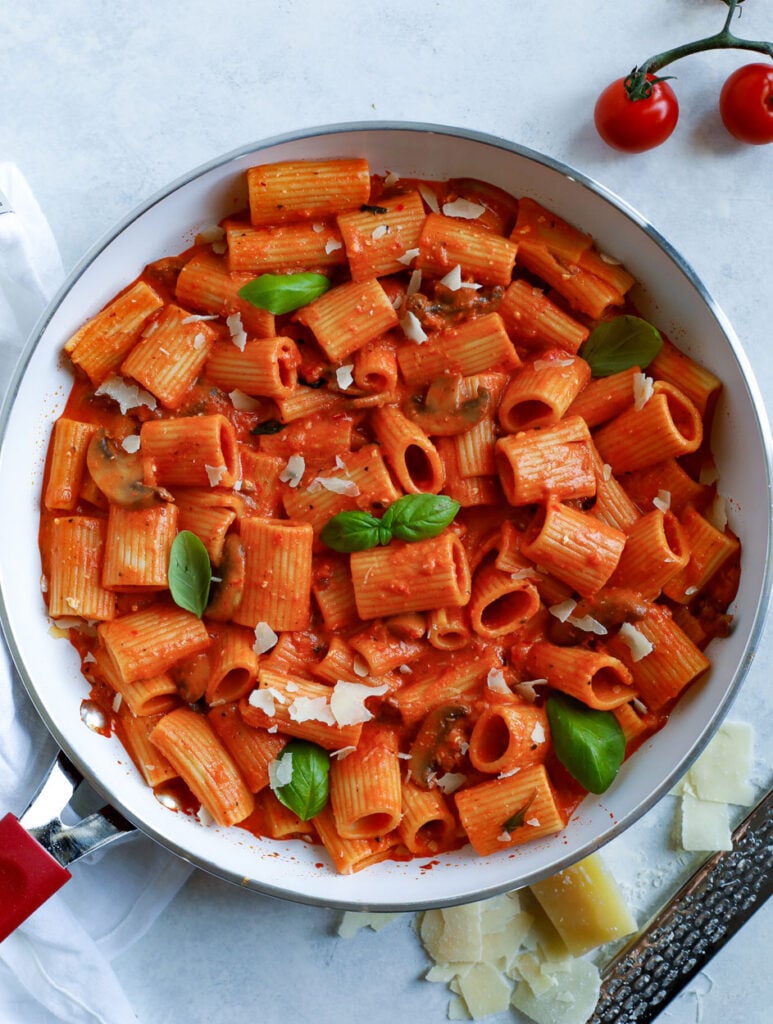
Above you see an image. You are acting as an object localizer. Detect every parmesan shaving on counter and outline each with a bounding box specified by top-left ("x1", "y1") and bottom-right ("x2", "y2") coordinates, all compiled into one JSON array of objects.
[
  {"x1": 671, "y1": 721, "x2": 755, "y2": 852},
  {"x1": 339, "y1": 852, "x2": 638, "y2": 1024}
]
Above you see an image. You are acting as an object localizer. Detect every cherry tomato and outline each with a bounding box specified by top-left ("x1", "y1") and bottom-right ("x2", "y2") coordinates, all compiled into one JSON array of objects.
[
  {"x1": 719, "y1": 63, "x2": 773, "y2": 145},
  {"x1": 594, "y1": 75, "x2": 679, "y2": 153}
]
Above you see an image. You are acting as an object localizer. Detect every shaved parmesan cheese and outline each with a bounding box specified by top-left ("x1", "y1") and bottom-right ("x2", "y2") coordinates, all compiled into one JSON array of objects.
[
  {"x1": 372, "y1": 224, "x2": 389, "y2": 240},
  {"x1": 253, "y1": 622, "x2": 278, "y2": 654},
  {"x1": 335, "y1": 364, "x2": 354, "y2": 390},
  {"x1": 407, "y1": 269, "x2": 422, "y2": 296},
  {"x1": 279, "y1": 454, "x2": 305, "y2": 487},
  {"x1": 633, "y1": 372, "x2": 653, "y2": 411},
  {"x1": 567, "y1": 614, "x2": 608, "y2": 636},
  {"x1": 352, "y1": 656, "x2": 369, "y2": 678},
  {"x1": 515, "y1": 679, "x2": 548, "y2": 703},
  {"x1": 706, "y1": 493, "x2": 729, "y2": 532},
  {"x1": 653, "y1": 489, "x2": 671, "y2": 513},
  {"x1": 95, "y1": 375, "x2": 157, "y2": 414},
  {"x1": 683, "y1": 721, "x2": 755, "y2": 806},
  {"x1": 311, "y1": 222, "x2": 324, "y2": 233},
  {"x1": 396, "y1": 247, "x2": 420, "y2": 266},
  {"x1": 121, "y1": 434, "x2": 141, "y2": 454},
  {"x1": 486, "y1": 668, "x2": 510, "y2": 694},
  {"x1": 435, "y1": 772, "x2": 467, "y2": 794},
  {"x1": 442, "y1": 198, "x2": 486, "y2": 220},
  {"x1": 549, "y1": 600, "x2": 577, "y2": 623},
  {"x1": 193, "y1": 332, "x2": 208, "y2": 349},
  {"x1": 331, "y1": 745, "x2": 357, "y2": 760},
  {"x1": 307, "y1": 475, "x2": 360, "y2": 496},
  {"x1": 111, "y1": 692, "x2": 122, "y2": 713},
  {"x1": 681, "y1": 792, "x2": 732, "y2": 851},
  {"x1": 418, "y1": 184, "x2": 440, "y2": 214},
  {"x1": 699, "y1": 463, "x2": 720, "y2": 486},
  {"x1": 268, "y1": 752, "x2": 293, "y2": 790},
  {"x1": 439, "y1": 264, "x2": 463, "y2": 291},
  {"x1": 248, "y1": 688, "x2": 276, "y2": 716},
  {"x1": 226, "y1": 312, "x2": 247, "y2": 352},
  {"x1": 511, "y1": 957, "x2": 601, "y2": 1024},
  {"x1": 457, "y1": 961, "x2": 512, "y2": 1019},
  {"x1": 325, "y1": 237, "x2": 343, "y2": 254},
  {"x1": 229, "y1": 388, "x2": 261, "y2": 411},
  {"x1": 205, "y1": 464, "x2": 226, "y2": 487},
  {"x1": 197, "y1": 225, "x2": 225, "y2": 244},
  {"x1": 330, "y1": 680, "x2": 389, "y2": 726},
  {"x1": 531, "y1": 722, "x2": 546, "y2": 744},
  {"x1": 602, "y1": 463, "x2": 612, "y2": 481},
  {"x1": 401, "y1": 310, "x2": 427, "y2": 344},
  {"x1": 338, "y1": 911, "x2": 401, "y2": 938},
  {"x1": 181, "y1": 313, "x2": 218, "y2": 324},
  {"x1": 288, "y1": 695, "x2": 336, "y2": 725},
  {"x1": 617, "y1": 622, "x2": 653, "y2": 662},
  {"x1": 196, "y1": 804, "x2": 215, "y2": 827}
]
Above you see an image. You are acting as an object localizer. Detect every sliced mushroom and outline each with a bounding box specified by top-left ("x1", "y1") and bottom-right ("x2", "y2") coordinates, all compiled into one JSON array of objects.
[
  {"x1": 403, "y1": 373, "x2": 492, "y2": 436},
  {"x1": 86, "y1": 428, "x2": 172, "y2": 508}
]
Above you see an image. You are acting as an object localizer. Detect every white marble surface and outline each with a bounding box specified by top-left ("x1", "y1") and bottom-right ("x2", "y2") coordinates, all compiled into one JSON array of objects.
[{"x1": 2, "y1": 1, "x2": 772, "y2": 1022}]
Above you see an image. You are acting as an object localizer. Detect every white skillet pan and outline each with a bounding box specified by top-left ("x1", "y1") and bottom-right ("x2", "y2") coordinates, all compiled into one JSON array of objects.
[{"x1": 0, "y1": 123, "x2": 771, "y2": 924}]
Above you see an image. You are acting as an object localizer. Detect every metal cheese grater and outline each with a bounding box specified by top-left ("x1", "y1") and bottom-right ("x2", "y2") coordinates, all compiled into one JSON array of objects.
[{"x1": 591, "y1": 789, "x2": 773, "y2": 1023}]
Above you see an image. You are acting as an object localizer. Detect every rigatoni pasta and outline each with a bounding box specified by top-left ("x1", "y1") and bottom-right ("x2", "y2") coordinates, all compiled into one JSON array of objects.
[{"x1": 38, "y1": 155, "x2": 740, "y2": 876}]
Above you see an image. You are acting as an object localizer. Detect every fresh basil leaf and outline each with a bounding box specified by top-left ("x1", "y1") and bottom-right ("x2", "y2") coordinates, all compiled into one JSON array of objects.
[
  {"x1": 579, "y1": 315, "x2": 663, "y2": 378},
  {"x1": 238, "y1": 272, "x2": 331, "y2": 315},
  {"x1": 250, "y1": 418, "x2": 285, "y2": 435},
  {"x1": 319, "y1": 510, "x2": 384, "y2": 553},
  {"x1": 546, "y1": 693, "x2": 625, "y2": 794},
  {"x1": 501, "y1": 790, "x2": 537, "y2": 834},
  {"x1": 382, "y1": 493, "x2": 460, "y2": 543},
  {"x1": 168, "y1": 530, "x2": 211, "y2": 618},
  {"x1": 272, "y1": 740, "x2": 330, "y2": 820}
]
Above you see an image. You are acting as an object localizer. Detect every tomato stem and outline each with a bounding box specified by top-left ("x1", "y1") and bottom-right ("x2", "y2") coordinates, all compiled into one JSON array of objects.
[{"x1": 626, "y1": 0, "x2": 773, "y2": 100}]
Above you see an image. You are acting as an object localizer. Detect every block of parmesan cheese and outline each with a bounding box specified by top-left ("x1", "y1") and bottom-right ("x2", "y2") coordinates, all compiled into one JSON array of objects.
[{"x1": 528, "y1": 853, "x2": 637, "y2": 956}]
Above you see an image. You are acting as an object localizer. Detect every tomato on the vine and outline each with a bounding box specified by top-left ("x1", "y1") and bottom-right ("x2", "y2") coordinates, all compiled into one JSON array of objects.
[
  {"x1": 719, "y1": 63, "x2": 773, "y2": 144},
  {"x1": 594, "y1": 75, "x2": 679, "y2": 153}
]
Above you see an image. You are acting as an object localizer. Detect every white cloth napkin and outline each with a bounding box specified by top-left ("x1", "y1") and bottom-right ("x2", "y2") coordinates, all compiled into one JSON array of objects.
[{"x1": 0, "y1": 164, "x2": 193, "y2": 1024}]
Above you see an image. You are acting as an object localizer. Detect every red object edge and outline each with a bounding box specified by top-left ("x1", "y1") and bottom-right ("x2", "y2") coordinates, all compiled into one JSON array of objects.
[{"x1": 0, "y1": 812, "x2": 71, "y2": 942}]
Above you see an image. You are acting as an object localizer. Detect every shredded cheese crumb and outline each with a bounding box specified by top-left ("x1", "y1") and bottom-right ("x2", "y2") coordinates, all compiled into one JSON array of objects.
[{"x1": 229, "y1": 388, "x2": 261, "y2": 411}]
